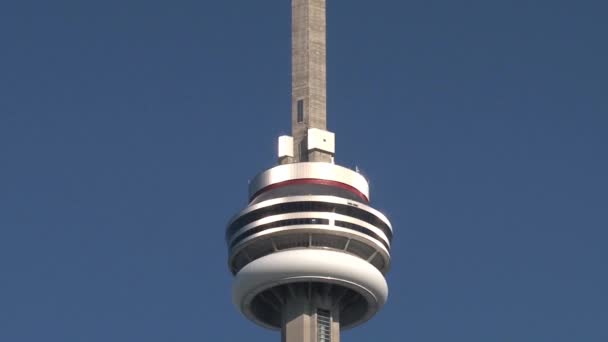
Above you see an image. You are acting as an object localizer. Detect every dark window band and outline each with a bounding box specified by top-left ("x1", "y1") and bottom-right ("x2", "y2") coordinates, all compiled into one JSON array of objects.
[
  {"x1": 227, "y1": 201, "x2": 392, "y2": 242},
  {"x1": 333, "y1": 221, "x2": 390, "y2": 249},
  {"x1": 229, "y1": 218, "x2": 328, "y2": 248},
  {"x1": 229, "y1": 218, "x2": 390, "y2": 250}
]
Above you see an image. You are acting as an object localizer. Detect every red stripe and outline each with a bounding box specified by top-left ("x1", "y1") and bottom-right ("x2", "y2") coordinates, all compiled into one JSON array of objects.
[{"x1": 250, "y1": 178, "x2": 369, "y2": 203}]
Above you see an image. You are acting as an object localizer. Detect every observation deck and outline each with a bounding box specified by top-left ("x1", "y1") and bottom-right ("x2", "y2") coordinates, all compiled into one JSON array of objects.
[{"x1": 227, "y1": 162, "x2": 392, "y2": 331}]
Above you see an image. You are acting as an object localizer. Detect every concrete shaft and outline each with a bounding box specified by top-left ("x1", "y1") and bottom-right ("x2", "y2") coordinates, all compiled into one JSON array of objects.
[
  {"x1": 282, "y1": 294, "x2": 340, "y2": 342},
  {"x1": 291, "y1": 0, "x2": 331, "y2": 163}
]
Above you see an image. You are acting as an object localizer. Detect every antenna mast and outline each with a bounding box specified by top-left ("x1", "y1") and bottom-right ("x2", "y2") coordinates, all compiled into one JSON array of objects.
[{"x1": 281, "y1": 0, "x2": 334, "y2": 164}]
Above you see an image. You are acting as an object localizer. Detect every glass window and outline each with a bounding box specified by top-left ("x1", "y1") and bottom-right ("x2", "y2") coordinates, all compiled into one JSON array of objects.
[{"x1": 297, "y1": 99, "x2": 304, "y2": 122}]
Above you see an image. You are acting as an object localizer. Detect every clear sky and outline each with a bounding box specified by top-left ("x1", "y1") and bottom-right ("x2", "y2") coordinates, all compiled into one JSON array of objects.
[{"x1": 1, "y1": 0, "x2": 607, "y2": 341}]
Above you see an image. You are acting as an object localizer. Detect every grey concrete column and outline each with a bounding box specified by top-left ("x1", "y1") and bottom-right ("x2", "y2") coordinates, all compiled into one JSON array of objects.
[
  {"x1": 282, "y1": 296, "x2": 313, "y2": 342},
  {"x1": 291, "y1": 0, "x2": 330, "y2": 162},
  {"x1": 281, "y1": 293, "x2": 340, "y2": 342},
  {"x1": 330, "y1": 307, "x2": 340, "y2": 342}
]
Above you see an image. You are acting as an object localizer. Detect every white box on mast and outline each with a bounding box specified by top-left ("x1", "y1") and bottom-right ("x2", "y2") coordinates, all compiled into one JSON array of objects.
[{"x1": 307, "y1": 128, "x2": 335, "y2": 155}]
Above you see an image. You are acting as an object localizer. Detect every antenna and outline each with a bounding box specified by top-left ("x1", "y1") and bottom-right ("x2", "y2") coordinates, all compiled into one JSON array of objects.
[{"x1": 290, "y1": 0, "x2": 332, "y2": 163}]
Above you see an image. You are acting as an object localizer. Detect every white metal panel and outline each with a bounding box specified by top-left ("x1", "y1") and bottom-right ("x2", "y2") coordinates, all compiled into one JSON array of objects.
[
  {"x1": 248, "y1": 163, "x2": 370, "y2": 201},
  {"x1": 307, "y1": 128, "x2": 335, "y2": 154},
  {"x1": 278, "y1": 135, "x2": 294, "y2": 158}
]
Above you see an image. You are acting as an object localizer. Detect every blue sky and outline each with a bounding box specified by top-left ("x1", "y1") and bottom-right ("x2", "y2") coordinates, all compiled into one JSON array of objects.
[{"x1": 1, "y1": 0, "x2": 607, "y2": 341}]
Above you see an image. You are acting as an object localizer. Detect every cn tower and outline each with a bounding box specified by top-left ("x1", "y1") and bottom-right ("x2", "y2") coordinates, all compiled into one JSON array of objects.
[{"x1": 226, "y1": 1, "x2": 393, "y2": 341}]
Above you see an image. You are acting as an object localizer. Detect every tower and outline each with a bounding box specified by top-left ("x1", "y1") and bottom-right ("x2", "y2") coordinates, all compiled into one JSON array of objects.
[{"x1": 226, "y1": 1, "x2": 393, "y2": 341}]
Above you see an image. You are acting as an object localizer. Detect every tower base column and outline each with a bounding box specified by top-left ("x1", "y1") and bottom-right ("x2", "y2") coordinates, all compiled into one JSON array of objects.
[
  {"x1": 281, "y1": 290, "x2": 340, "y2": 342},
  {"x1": 282, "y1": 296, "x2": 312, "y2": 342}
]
